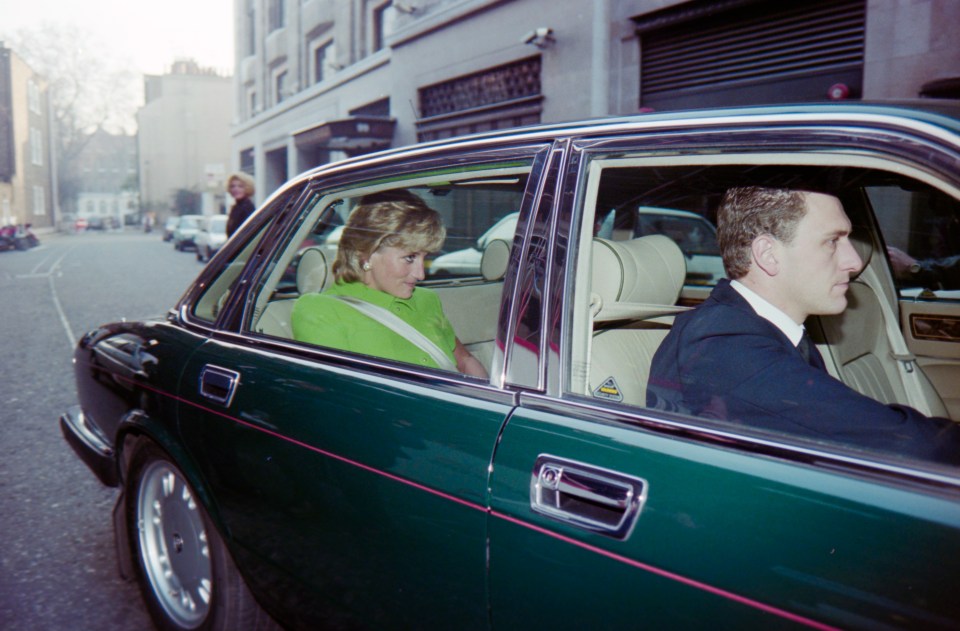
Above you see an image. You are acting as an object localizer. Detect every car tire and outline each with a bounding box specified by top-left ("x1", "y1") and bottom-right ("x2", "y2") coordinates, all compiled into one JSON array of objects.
[
  {"x1": 125, "y1": 441, "x2": 278, "y2": 631},
  {"x1": 196, "y1": 249, "x2": 204, "y2": 262}
]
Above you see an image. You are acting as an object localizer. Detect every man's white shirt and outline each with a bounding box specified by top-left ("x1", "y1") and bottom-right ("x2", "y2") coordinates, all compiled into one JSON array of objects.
[{"x1": 730, "y1": 279, "x2": 805, "y2": 347}]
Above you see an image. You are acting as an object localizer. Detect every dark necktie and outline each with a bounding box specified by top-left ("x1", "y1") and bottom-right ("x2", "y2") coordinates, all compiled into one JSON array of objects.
[{"x1": 798, "y1": 331, "x2": 825, "y2": 371}]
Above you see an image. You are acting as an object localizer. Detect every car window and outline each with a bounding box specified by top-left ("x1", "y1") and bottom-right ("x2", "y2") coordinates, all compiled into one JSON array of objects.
[
  {"x1": 869, "y1": 183, "x2": 960, "y2": 300},
  {"x1": 246, "y1": 159, "x2": 535, "y2": 378},
  {"x1": 188, "y1": 185, "x2": 306, "y2": 324},
  {"x1": 567, "y1": 152, "x2": 960, "y2": 469}
]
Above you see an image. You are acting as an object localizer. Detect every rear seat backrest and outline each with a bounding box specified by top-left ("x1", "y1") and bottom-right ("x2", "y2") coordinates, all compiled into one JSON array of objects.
[
  {"x1": 589, "y1": 236, "x2": 687, "y2": 406},
  {"x1": 255, "y1": 247, "x2": 332, "y2": 338}
]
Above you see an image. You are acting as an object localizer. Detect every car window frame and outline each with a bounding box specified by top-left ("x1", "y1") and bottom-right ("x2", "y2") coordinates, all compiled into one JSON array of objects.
[
  {"x1": 544, "y1": 125, "x2": 960, "y2": 482},
  {"x1": 227, "y1": 142, "x2": 553, "y2": 388}
]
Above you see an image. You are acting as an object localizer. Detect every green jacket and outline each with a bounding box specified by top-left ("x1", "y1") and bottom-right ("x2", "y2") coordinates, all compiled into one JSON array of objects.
[{"x1": 291, "y1": 281, "x2": 456, "y2": 368}]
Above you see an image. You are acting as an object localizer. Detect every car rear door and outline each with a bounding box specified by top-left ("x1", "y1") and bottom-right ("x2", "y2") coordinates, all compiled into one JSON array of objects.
[{"x1": 174, "y1": 145, "x2": 549, "y2": 629}]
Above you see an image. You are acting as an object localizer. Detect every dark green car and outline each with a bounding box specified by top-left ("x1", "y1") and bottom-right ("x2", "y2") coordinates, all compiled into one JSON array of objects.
[{"x1": 62, "y1": 104, "x2": 960, "y2": 630}]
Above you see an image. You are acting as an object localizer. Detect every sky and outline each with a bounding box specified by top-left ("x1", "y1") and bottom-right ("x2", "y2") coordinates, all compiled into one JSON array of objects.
[{"x1": 0, "y1": 0, "x2": 235, "y2": 75}]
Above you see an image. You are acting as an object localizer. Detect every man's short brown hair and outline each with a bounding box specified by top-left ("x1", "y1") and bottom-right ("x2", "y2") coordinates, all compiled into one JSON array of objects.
[{"x1": 717, "y1": 187, "x2": 809, "y2": 279}]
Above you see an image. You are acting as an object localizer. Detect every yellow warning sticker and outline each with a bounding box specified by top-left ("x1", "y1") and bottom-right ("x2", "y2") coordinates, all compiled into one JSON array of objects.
[{"x1": 593, "y1": 376, "x2": 623, "y2": 402}]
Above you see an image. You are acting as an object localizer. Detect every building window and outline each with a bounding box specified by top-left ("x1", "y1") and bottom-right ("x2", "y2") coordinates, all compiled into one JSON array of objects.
[
  {"x1": 30, "y1": 128, "x2": 43, "y2": 166},
  {"x1": 274, "y1": 69, "x2": 288, "y2": 104},
  {"x1": 245, "y1": 0, "x2": 256, "y2": 55},
  {"x1": 32, "y1": 185, "x2": 45, "y2": 216},
  {"x1": 240, "y1": 148, "x2": 255, "y2": 175},
  {"x1": 420, "y1": 57, "x2": 541, "y2": 118},
  {"x1": 268, "y1": 0, "x2": 285, "y2": 32},
  {"x1": 312, "y1": 40, "x2": 335, "y2": 84},
  {"x1": 416, "y1": 57, "x2": 543, "y2": 142},
  {"x1": 372, "y1": 1, "x2": 394, "y2": 53},
  {"x1": 247, "y1": 88, "x2": 258, "y2": 118},
  {"x1": 27, "y1": 80, "x2": 40, "y2": 113}
]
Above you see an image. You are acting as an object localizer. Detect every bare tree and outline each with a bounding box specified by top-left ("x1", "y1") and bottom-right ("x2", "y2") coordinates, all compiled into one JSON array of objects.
[{"x1": 6, "y1": 22, "x2": 140, "y2": 213}]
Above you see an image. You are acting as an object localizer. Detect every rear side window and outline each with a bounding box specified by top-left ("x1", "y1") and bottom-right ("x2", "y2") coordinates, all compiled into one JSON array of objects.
[{"x1": 246, "y1": 158, "x2": 536, "y2": 379}]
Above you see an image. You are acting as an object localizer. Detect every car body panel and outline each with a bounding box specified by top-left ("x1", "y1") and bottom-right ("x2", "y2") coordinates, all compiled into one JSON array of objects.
[
  {"x1": 175, "y1": 339, "x2": 513, "y2": 628},
  {"x1": 61, "y1": 104, "x2": 960, "y2": 630},
  {"x1": 488, "y1": 402, "x2": 960, "y2": 629}
]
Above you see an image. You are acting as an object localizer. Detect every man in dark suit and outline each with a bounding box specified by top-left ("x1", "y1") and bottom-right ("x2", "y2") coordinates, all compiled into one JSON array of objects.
[{"x1": 647, "y1": 186, "x2": 960, "y2": 464}]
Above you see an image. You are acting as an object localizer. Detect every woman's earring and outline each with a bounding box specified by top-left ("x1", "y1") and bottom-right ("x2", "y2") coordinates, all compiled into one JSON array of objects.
[{"x1": 362, "y1": 262, "x2": 372, "y2": 271}]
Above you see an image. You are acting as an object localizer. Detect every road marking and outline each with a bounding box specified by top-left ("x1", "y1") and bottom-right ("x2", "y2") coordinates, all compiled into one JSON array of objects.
[
  {"x1": 45, "y1": 250, "x2": 77, "y2": 348},
  {"x1": 50, "y1": 273, "x2": 76, "y2": 348},
  {"x1": 17, "y1": 247, "x2": 74, "y2": 278}
]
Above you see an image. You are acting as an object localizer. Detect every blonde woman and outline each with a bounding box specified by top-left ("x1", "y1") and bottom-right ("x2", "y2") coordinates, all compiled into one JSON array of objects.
[
  {"x1": 225, "y1": 172, "x2": 256, "y2": 237},
  {"x1": 292, "y1": 199, "x2": 487, "y2": 377}
]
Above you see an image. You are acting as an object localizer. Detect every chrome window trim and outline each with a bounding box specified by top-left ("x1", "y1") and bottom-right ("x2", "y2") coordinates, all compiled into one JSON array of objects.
[{"x1": 519, "y1": 391, "x2": 960, "y2": 492}]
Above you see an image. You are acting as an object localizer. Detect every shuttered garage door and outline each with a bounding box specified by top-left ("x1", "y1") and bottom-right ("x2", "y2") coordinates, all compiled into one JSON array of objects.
[{"x1": 638, "y1": 0, "x2": 865, "y2": 111}]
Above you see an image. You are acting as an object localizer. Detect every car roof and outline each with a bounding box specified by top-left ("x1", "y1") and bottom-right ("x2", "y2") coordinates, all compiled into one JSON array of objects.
[{"x1": 293, "y1": 103, "x2": 960, "y2": 183}]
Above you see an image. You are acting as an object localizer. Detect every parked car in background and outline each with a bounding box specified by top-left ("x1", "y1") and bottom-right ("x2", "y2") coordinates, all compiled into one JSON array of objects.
[
  {"x1": 61, "y1": 104, "x2": 960, "y2": 630},
  {"x1": 195, "y1": 215, "x2": 229, "y2": 262},
  {"x1": 171, "y1": 214, "x2": 204, "y2": 251},
  {"x1": 429, "y1": 212, "x2": 519, "y2": 277},
  {"x1": 162, "y1": 216, "x2": 179, "y2": 242},
  {"x1": 597, "y1": 206, "x2": 726, "y2": 286},
  {"x1": 86, "y1": 215, "x2": 106, "y2": 231}
]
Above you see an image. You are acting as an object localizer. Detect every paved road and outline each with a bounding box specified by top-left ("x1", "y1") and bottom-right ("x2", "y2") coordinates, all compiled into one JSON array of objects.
[{"x1": 0, "y1": 230, "x2": 207, "y2": 630}]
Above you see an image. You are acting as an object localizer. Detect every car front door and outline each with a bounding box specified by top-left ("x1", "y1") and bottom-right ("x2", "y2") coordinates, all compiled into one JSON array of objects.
[{"x1": 487, "y1": 122, "x2": 960, "y2": 629}]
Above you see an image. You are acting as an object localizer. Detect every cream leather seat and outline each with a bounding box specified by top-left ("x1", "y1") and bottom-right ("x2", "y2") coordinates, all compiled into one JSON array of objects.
[
  {"x1": 812, "y1": 234, "x2": 949, "y2": 418},
  {"x1": 588, "y1": 236, "x2": 688, "y2": 406},
  {"x1": 255, "y1": 247, "x2": 332, "y2": 338}
]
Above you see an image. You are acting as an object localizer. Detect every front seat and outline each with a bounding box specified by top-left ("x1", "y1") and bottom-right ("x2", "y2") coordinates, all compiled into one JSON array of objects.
[
  {"x1": 812, "y1": 233, "x2": 949, "y2": 418},
  {"x1": 588, "y1": 235, "x2": 688, "y2": 406}
]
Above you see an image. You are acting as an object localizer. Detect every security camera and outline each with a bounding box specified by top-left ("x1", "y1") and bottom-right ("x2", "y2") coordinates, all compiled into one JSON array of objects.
[{"x1": 522, "y1": 27, "x2": 555, "y2": 48}]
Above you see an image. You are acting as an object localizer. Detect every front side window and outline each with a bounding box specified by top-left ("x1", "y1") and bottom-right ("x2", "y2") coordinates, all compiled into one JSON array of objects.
[
  {"x1": 566, "y1": 151, "x2": 960, "y2": 469},
  {"x1": 247, "y1": 158, "x2": 536, "y2": 379}
]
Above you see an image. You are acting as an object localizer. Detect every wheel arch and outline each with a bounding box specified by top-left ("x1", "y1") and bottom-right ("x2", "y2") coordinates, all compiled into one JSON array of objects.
[{"x1": 112, "y1": 411, "x2": 232, "y2": 581}]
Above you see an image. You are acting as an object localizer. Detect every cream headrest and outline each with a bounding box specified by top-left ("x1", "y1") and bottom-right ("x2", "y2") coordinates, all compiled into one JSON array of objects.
[
  {"x1": 297, "y1": 247, "x2": 330, "y2": 294},
  {"x1": 481, "y1": 238, "x2": 511, "y2": 281},
  {"x1": 591, "y1": 236, "x2": 687, "y2": 321}
]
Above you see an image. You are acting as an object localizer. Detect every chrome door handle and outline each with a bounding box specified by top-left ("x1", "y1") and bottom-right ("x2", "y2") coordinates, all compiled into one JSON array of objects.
[
  {"x1": 530, "y1": 455, "x2": 647, "y2": 540},
  {"x1": 199, "y1": 365, "x2": 240, "y2": 407}
]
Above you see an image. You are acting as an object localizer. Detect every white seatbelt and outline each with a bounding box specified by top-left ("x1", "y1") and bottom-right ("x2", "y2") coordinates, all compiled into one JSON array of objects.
[{"x1": 332, "y1": 295, "x2": 457, "y2": 371}]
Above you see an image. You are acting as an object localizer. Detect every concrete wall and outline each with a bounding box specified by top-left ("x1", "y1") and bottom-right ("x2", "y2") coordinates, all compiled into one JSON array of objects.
[
  {"x1": 231, "y1": 0, "x2": 960, "y2": 199},
  {"x1": 137, "y1": 72, "x2": 233, "y2": 216}
]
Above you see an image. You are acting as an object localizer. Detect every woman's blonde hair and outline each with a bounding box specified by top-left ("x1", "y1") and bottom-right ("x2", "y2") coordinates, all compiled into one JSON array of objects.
[
  {"x1": 334, "y1": 200, "x2": 446, "y2": 283},
  {"x1": 227, "y1": 172, "x2": 255, "y2": 197}
]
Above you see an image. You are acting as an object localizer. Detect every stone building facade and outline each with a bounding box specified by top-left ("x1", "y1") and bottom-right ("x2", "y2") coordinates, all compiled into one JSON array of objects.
[
  {"x1": 137, "y1": 60, "x2": 233, "y2": 219},
  {"x1": 232, "y1": 0, "x2": 960, "y2": 197},
  {"x1": 0, "y1": 43, "x2": 56, "y2": 229}
]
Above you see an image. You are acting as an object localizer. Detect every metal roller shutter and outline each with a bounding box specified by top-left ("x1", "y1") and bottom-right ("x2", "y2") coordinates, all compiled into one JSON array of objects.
[{"x1": 638, "y1": 0, "x2": 865, "y2": 111}]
